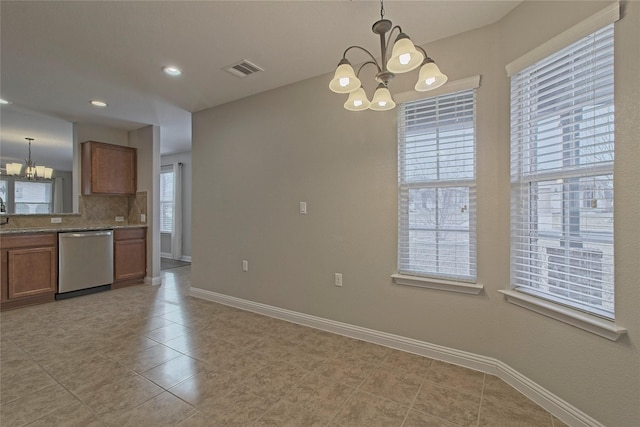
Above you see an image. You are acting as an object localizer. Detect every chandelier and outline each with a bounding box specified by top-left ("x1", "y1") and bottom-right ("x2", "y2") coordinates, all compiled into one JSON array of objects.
[
  {"x1": 6, "y1": 137, "x2": 53, "y2": 180},
  {"x1": 329, "y1": 0, "x2": 448, "y2": 111}
]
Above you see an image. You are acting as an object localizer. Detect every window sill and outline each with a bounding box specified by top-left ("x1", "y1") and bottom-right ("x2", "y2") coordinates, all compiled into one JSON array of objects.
[
  {"x1": 499, "y1": 289, "x2": 627, "y2": 341},
  {"x1": 391, "y1": 274, "x2": 484, "y2": 295}
]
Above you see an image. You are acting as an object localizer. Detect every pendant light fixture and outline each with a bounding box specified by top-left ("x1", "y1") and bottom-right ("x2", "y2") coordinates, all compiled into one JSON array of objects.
[
  {"x1": 329, "y1": 0, "x2": 448, "y2": 111},
  {"x1": 6, "y1": 137, "x2": 53, "y2": 180}
]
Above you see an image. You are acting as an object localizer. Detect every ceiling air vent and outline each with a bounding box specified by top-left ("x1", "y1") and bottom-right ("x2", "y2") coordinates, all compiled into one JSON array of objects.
[{"x1": 223, "y1": 60, "x2": 264, "y2": 78}]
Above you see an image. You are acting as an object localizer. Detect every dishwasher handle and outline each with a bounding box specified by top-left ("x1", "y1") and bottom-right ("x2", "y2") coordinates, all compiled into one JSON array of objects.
[{"x1": 60, "y1": 231, "x2": 113, "y2": 238}]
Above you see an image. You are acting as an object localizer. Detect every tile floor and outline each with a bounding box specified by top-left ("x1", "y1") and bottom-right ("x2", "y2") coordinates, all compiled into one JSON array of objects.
[{"x1": 1, "y1": 266, "x2": 569, "y2": 427}]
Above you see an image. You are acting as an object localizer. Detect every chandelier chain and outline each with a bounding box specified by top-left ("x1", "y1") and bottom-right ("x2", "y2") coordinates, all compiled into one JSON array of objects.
[
  {"x1": 26, "y1": 138, "x2": 33, "y2": 166},
  {"x1": 380, "y1": 0, "x2": 385, "y2": 19}
]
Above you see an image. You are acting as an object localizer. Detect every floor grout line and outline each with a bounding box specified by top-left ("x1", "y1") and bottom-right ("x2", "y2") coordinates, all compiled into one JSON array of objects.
[{"x1": 1, "y1": 266, "x2": 554, "y2": 426}]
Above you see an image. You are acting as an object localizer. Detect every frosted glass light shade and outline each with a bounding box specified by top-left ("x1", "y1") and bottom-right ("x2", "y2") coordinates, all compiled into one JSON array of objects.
[
  {"x1": 6, "y1": 163, "x2": 22, "y2": 175},
  {"x1": 35, "y1": 165, "x2": 53, "y2": 179},
  {"x1": 387, "y1": 36, "x2": 424, "y2": 73},
  {"x1": 344, "y1": 87, "x2": 370, "y2": 111},
  {"x1": 25, "y1": 166, "x2": 36, "y2": 179},
  {"x1": 329, "y1": 62, "x2": 361, "y2": 93},
  {"x1": 415, "y1": 62, "x2": 448, "y2": 91},
  {"x1": 369, "y1": 85, "x2": 396, "y2": 111}
]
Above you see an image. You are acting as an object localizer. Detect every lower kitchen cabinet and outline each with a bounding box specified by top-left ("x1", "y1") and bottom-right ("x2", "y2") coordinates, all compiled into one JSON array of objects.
[
  {"x1": 1, "y1": 233, "x2": 57, "y2": 310},
  {"x1": 113, "y1": 227, "x2": 146, "y2": 288}
]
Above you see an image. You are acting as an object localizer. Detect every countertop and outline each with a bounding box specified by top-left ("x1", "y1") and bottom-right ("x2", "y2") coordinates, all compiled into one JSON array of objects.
[{"x1": 0, "y1": 224, "x2": 147, "y2": 235}]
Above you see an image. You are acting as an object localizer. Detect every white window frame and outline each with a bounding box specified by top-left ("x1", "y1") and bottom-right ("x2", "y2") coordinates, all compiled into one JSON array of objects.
[
  {"x1": 0, "y1": 177, "x2": 53, "y2": 214},
  {"x1": 393, "y1": 77, "x2": 483, "y2": 295},
  {"x1": 502, "y1": 3, "x2": 626, "y2": 340},
  {"x1": 160, "y1": 166, "x2": 174, "y2": 234}
]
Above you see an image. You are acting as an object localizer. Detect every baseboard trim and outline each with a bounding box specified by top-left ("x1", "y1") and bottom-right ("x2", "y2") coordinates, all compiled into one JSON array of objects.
[
  {"x1": 145, "y1": 275, "x2": 162, "y2": 286},
  {"x1": 161, "y1": 254, "x2": 191, "y2": 263},
  {"x1": 189, "y1": 287, "x2": 604, "y2": 427}
]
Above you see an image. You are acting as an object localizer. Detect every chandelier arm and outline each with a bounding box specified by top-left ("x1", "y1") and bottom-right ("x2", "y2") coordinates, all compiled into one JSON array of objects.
[
  {"x1": 415, "y1": 45, "x2": 433, "y2": 62},
  {"x1": 343, "y1": 46, "x2": 382, "y2": 73},
  {"x1": 384, "y1": 25, "x2": 404, "y2": 61},
  {"x1": 356, "y1": 61, "x2": 380, "y2": 78}
]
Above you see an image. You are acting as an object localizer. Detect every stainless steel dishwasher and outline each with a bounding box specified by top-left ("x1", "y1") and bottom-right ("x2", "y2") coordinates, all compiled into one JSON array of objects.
[{"x1": 58, "y1": 230, "x2": 114, "y2": 298}]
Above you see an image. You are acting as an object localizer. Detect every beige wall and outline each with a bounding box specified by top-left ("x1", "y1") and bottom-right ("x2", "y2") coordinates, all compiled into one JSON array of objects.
[
  {"x1": 192, "y1": 2, "x2": 639, "y2": 425},
  {"x1": 129, "y1": 125, "x2": 161, "y2": 284},
  {"x1": 75, "y1": 123, "x2": 129, "y2": 146}
]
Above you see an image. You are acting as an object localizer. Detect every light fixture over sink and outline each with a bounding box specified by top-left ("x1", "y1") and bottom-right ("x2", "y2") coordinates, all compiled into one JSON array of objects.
[
  {"x1": 329, "y1": 0, "x2": 448, "y2": 111},
  {"x1": 5, "y1": 137, "x2": 53, "y2": 180}
]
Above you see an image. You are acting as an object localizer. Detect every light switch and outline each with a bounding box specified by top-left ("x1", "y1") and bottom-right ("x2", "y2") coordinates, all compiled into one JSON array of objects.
[
  {"x1": 299, "y1": 201, "x2": 307, "y2": 215},
  {"x1": 335, "y1": 273, "x2": 343, "y2": 287}
]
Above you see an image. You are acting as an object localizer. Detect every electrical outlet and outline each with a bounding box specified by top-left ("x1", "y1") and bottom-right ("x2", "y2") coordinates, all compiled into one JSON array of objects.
[
  {"x1": 140, "y1": 214, "x2": 146, "y2": 223},
  {"x1": 50, "y1": 217, "x2": 62, "y2": 224},
  {"x1": 334, "y1": 273, "x2": 343, "y2": 287},
  {"x1": 242, "y1": 260, "x2": 249, "y2": 272},
  {"x1": 115, "y1": 216, "x2": 124, "y2": 222}
]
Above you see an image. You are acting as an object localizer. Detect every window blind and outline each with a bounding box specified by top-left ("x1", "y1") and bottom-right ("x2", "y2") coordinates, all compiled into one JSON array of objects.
[
  {"x1": 15, "y1": 181, "x2": 53, "y2": 214},
  {"x1": 160, "y1": 168, "x2": 174, "y2": 233},
  {"x1": 505, "y1": 2, "x2": 619, "y2": 77},
  {"x1": 510, "y1": 24, "x2": 615, "y2": 319},
  {"x1": 398, "y1": 89, "x2": 476, "y2": 282}
]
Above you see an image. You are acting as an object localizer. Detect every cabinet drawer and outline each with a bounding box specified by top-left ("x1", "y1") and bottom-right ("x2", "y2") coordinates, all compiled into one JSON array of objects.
[
  {"x1": 0, "y1": 233, "x2": 56, "y2": 250},
  {"x1": 114, "y1": 227, "x2": 146, "y2": 241}
]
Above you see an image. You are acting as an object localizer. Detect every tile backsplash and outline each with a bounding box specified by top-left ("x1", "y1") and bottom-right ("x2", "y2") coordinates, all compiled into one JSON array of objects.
[{"x1": 0, "y1": 192, "x2": 147, "y2": 230}]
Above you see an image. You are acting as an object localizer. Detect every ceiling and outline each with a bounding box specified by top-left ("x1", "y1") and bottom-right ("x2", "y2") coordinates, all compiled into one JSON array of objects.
[{"x1": 0, "y1": 0, "x2": 520, "y2": 170}]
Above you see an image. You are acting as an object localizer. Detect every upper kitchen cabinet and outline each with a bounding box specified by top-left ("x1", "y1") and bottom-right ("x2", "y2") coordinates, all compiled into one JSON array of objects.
[{"x1": 81, "y1": 141, "x2": 137, "y2": 195}]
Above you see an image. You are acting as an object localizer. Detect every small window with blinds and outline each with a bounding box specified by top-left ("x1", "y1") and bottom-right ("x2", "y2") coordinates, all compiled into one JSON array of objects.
[
  {"x1": 510, "y1": 24, "x2": 615, "y2": 319},
  {"x1": 160, "y1": 167, "x2": 174, "y2": 234},
  {"x1": 398, "y1": 89, "x2": 477, "y2": 282},
  {"x1": 15, "y1": 181, "x2": 53, "y2": 214}
]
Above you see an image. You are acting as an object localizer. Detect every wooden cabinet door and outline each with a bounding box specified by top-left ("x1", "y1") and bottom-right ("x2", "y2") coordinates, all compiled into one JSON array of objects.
[
  {"x1": 7, "y1": 247, "x2": 56, "y2": 299},
  {"x1": 82, "y1": 141, "x2": 136, "y2": 195},
  {"x1": 114, "y1": 239, "x2": 146, "y2": 280},
  {"x1": 1, "y1": 249, "x2": 9, "y2": 303}
]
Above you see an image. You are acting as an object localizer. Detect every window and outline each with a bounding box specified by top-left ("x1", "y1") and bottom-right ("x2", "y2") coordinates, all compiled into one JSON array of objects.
[
  {"x1": 398, "y1": 89, "x2": 476, "y2": 282},
  {"x1": 0, "y1": 179, "x2": 53, "y2": 214},
  {"x1": 0, "y1": 180, "x2": 7, "y2": 210},
  {"x1": 15, "y1": 181, "x2": 53, "y2": 214},
  {"x1": 160, "y1": 167, "x2": 174, "y2": 233},
  {"x1": 510, "y1": 24, "x2": 615, "y2": 319}
]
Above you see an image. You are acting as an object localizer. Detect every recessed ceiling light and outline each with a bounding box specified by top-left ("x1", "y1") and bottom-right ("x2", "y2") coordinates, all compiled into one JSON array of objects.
[
  {"x1": 90, "y1": 100, "x2": 108, "y2": 107},
  {"x1": 0, "y1": 98, "x2": 12, "y2": 105},
  {"x1": 162, "y1": 66, "x2": 182, "y2": 76}
]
